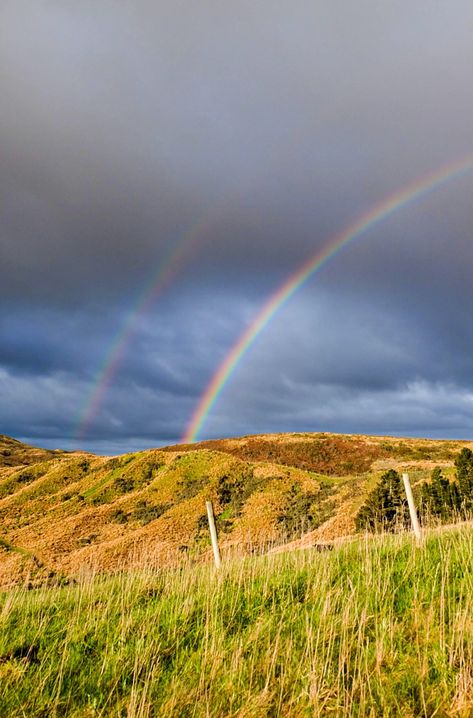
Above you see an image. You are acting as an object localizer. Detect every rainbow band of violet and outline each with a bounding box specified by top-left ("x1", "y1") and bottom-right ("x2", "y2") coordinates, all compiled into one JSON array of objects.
[
  {"x1": 73, "y1": 130, "x2": 329, "y2": 440},
  {"x1": 182, "y1": 155, "x2": 473, "y2": 444},
  {"x1": 73, "y1": 211, "x2": 216, "y2": 439}
]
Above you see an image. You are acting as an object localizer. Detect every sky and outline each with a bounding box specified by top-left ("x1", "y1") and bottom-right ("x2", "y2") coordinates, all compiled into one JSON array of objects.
[{"x1": 1, "y1": 1, "x2": 473, "y2": 454}]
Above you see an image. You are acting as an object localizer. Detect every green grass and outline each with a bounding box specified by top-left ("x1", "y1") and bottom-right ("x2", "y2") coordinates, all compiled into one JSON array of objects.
[{"x1": 1, "y1": 526, "x2": 473, "y2": 716}]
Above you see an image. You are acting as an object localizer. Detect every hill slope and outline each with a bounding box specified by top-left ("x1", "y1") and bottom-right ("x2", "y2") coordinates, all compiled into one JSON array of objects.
[{"x1": 0, "y1": 432, "x2": 470, "y2": 588}]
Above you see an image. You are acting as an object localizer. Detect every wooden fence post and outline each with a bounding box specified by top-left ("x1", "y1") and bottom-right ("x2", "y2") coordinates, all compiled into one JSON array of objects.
[
  {"x1": 402, "y1": 473, "x2": 422, "y2": 542},
  {"x1": 206, "y1": 501, "x2": 222, "y2": 569}
]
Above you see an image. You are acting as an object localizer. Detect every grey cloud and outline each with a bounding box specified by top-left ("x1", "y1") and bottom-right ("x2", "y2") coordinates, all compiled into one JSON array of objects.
[
  {"x1": 2, "y1": 1, "x2": 473, "y2": 302},
  {"x1": 197, "y1": 288, "x2": 473, "y2": 440},
  {"x1": 2, "y1": 1, "x2": 473, "y2": 450}
]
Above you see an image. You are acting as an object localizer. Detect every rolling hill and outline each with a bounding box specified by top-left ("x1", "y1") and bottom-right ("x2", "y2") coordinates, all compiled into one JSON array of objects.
[
  {"x1": 0, "y1": 434, "x2": 68, "y2": 468},
  {"x1": 0, "y1": 432, "x2": 470, "y2": 588}
]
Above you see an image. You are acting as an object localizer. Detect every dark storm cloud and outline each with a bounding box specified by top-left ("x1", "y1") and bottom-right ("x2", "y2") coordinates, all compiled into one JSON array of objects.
[
  {"x1": 0, "y1": 289, "x2": 253, "y2": 451},
  {"x1": 2, "y1": 1, "x2": 473, "y2": 450},
  {"x1": 202, "y1": 291, "x2": 473, "y2": 442},
  {"x1": 3, "y1": 0, "x2": 473, "y2": 300}
]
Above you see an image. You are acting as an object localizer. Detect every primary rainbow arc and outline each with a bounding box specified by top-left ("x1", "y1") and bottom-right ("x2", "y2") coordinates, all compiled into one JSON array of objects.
[{"x1": 182, "y1": 155, "x2": 473, "y2": 444}]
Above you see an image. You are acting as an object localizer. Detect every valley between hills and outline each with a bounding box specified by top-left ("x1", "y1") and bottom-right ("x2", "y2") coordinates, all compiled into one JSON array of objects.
[{"x1": 0, "y1": 431, "x2": 470, "y2": 589}]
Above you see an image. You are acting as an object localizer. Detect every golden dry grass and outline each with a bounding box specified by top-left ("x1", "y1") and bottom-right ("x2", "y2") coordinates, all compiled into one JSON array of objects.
[{"x1": 0, "y1": 432, "x2": 471, "y2": 588}]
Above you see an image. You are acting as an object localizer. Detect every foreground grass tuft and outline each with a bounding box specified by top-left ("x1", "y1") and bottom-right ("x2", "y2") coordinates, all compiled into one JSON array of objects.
[{"x1": 1, "y1": 527, "x2": 473, "y2": 716}]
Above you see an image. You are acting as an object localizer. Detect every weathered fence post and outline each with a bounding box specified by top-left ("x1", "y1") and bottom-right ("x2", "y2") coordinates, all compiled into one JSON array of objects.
[
  {"x1": 402, "y1": 473, "x2": 422, "y2": 542},
  {"x1": 206, "y1": 500, "x2": 222, "y2": 569}
]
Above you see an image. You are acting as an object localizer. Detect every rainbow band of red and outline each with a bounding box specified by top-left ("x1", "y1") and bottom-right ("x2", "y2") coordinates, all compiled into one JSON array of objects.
[
  {"x1": 73, "y1": 137, "x2": 330, "y2": 440},
  {"x1": 73, "y1": 211, "x2": 215, "y2": 439},
  {"x1": 182, "y1": 155, "x2": 473, "y2": 444}
]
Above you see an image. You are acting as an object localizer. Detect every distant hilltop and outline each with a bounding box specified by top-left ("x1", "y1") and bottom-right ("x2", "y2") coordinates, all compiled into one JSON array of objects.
[{"x1": 0, "y1": 434, "x2": 73, "y2": 467}]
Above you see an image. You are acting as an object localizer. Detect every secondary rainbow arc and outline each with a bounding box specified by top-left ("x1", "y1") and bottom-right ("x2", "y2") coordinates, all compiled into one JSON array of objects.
[
  {"x1": 73, "y1": 134, "x2": 330, "y2": 440},
  {"x1": 182, "y1": 155, "x2": 473, "y2": 444},
  {"x1": 74, "y1": 212, "x2": 214, "y2": 439}
]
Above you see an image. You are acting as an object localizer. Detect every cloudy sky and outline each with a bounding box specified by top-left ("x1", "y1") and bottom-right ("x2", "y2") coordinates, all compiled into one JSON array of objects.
[{"x1": 1, "y1": 1, "x2": 473, "y2": 454}]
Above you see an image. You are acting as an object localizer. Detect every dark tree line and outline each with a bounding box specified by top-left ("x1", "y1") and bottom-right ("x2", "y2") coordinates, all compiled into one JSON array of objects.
[{"x1": 356, "y1": 448, "x2": 473, "y2": 533}]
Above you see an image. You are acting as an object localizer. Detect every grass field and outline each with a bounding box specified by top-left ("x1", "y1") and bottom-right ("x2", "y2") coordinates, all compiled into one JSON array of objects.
[{"x1": 2, "y1": 524, "x2": 473, "y2": 717}]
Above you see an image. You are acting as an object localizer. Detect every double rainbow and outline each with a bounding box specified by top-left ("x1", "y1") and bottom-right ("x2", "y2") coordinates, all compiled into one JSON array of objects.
[{"x1": 182, "y1": 155, "x2": 473, "y2": 443}]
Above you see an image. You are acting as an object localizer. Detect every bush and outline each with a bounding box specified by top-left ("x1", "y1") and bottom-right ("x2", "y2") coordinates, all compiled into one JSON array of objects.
[
  {"x1": 455, "y1": 448, "x2": 473, "y2": 512},
  {"x1": 132, "y1": 501, "x2": 170, "y2": 526},
  {"x1": 113, "y1": 477, "x2": 135, "y2": 494},
  {"x1": 277, "y1": 484, "x2": 325, "y2": 539},
  {"x1": 420, "y1": 467, "x2": 460, "y2": 522},
  {"x1": 355, "y1": 470, "x2": 409, "y2": 533},
  {"x1": 110, "y1": 509, "x2": 128, "y2": 524}
]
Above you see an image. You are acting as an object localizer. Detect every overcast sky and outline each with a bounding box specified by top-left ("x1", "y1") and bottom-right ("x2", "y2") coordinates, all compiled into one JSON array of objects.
[{"x1": 1, "y1": 1, "x2": 473, "y2": 454}]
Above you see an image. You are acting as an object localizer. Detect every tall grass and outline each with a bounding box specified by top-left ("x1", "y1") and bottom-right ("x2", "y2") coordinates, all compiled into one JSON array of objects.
[{"x1": 1, "y1": 526, "x2": 473, "y2": 716}]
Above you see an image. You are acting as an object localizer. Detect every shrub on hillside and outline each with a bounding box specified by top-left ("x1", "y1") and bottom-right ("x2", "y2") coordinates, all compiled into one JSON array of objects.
[
  {"x1": 110, "y1": 509, "x2": 128, "y2": 524},
  {"x1": 418, "y1": 450, "x2": 473, "y2": 525},
  {"x1": 176, "y1": 474, "x2": 208, "y2": 501},
  {"x1": 216, "y1": 467, "x2": 260, "y2": 516},
  {"x1": 132, "y1": 500, "x2": 170, "y2": 525},
  {"x1": 455, "y1": 448, "x2": 473, "y2": 512},
  {"x1": 355, "y1": 469, "x2": 409, "y2": 533},
  {"x1": 277, "y1": 484, "x2": 321, "y2": 539},
  {"x1": 113, "y1": 477, "x2": 135, "y2": 494},
  {"x1": 420, "y1": 467, "x2": 460, "y2": 522}
]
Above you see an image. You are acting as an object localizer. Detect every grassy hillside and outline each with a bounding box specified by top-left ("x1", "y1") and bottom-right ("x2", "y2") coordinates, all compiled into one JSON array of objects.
[
  {"x1": 1, "y1": 525, "x2": 473, "y2": 716},
  {"x1": 0, "y1": 432, "x2": 471, "y2": 588}
]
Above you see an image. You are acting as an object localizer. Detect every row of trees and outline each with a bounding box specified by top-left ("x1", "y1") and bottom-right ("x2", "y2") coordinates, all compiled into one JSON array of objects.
[{"x1": 355, "y1": 448, "x2": 473, "y2": 532}]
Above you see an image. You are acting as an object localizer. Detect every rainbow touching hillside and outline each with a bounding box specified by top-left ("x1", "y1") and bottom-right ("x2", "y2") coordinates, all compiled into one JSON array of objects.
[{"x1": 183, "y1": 155, "x2": 473, "y2": 444}]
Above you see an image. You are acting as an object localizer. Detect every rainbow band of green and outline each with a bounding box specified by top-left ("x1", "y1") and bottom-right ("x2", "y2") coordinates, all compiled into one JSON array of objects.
[
  {"x1": 73, "y1": 210, "x2": 217, "y2": 439},
  {"x1": 182, "y1": 155, "x2": 473, "y2": 444},
  {"x1": 73, "y1": 132, "x2": 331, "y2": 440}
]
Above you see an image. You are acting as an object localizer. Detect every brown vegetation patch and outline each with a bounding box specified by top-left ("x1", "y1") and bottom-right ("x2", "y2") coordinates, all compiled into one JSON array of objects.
[{"x1": 170, "y1": 434, "x2": 385, "y2": 475}]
